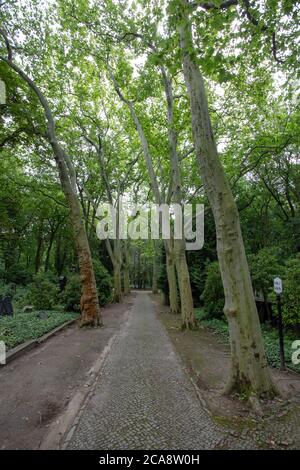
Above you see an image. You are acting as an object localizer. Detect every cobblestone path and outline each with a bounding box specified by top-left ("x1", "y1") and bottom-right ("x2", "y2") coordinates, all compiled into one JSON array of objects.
[{"x1": 65, "y1": 292, "x2": 234, "y2": 449}]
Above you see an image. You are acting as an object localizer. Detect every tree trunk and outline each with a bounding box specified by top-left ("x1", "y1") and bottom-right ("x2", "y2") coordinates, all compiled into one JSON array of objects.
[
  {"x1": 174, "y1": 239, "x2": 195, "y2": 329},
  {"x1": 1, "y1": 49, "x2": 102, "y2": 328},
  {"x1": 165, "y1": 240, "x2": 179, "y2": 314},
  {"x1": 113, "y1": 239, "x2": 123, "y2": 303},
  {"x1": 160, "y1": 63, "x2": 195, "y2": 328},
  {"x1": 109, "y1": 69, "x2": 180, "y2": 308},
  {"x1": 35, "y1": 225, "x2": 44, "y2": 274},
  {"x1": 123, "y1": 266, "x2": 130, "y2": 295},
  {"x1": 106, "y1": 238, "x2": 123, "y2": 303},
  {"x1": 44, "y1": 222, "x2": 61, "y2": 272},
  {"x1": 113, "y1": 260, "x2": 122, "y2": 303},
  {"x1": 67, "y1": 187, "x2": 102, "y2": 327},
  {"x1": 55, "y1": 233, "x2": 66, "y2": 275},
  {"x1": 44, "y1": 235, "x2": 54, "y2": 272},
  {"x1": 152, "y1": 244, "x2": 158, "y2": 294},
  {"x1": 177, "y1": 6, "x2": 276, "y2": 398},
  {"x1": 123, "y1": 242, "x2": 131, "y2": 295}
]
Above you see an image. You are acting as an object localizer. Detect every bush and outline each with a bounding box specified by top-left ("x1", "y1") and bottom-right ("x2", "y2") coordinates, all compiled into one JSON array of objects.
[
  {"x1": 248, "y1": 248, "x2": 281, "y2": 298},
  {"x1": 13, "y1": 285, "x2": 29, "y2": 309},
  {"x1": 157, "y1": 262, "x2": 169, "y2": 299},
  {"x1": 27, "y1": 273, "x2": 59, "y2": 310},
  {"x1": 60, "y1": 274, "x2": 81, "y2": 312},
  {"x1": 201, "y1": 261, "x2": 225, "y2": 319},
  {"x1": 281, "y1": 255, "x2": 300, "y2": 326},
  {"x1": 5, "y1": 263, "x2": 32, "y2": 285},
  {"x1": 0, "y1": 282, "x2": 16, "y2": 299},
  {"x1": 93, "y1": 259, "x2": 113, "y2": 306},
  {"x1": 189, "y1": 265, "x2": 204, "y2": 307},
  {"x1": 60, "y1": 261, "x2": 113, "y2": 312}
]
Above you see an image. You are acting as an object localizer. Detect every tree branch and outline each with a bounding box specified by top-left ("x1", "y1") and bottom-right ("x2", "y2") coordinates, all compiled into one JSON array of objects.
[
  {"x1": 191, "y1": 0, "x2": 238, "y2": 11},
  {"x1": 0, "y1": 27, "x2": 12, "y2": 60}
]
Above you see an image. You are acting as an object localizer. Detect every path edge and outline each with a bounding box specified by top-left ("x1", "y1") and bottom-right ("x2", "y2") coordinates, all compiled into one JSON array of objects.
[
  {"x1": 4, "y1": 318, "x2": 78, "y2": 365},
  {"x1": 40, "y1": 301, "x2": 134, "y2": 450}
]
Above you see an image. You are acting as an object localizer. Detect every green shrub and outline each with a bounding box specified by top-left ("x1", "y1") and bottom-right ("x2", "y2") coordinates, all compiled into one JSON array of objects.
[
  {"x1": 201, "y1": 261, "x2": 225, "y2": 319},
  {"x1": 60, "y1": 261, "x2": 112, "y2": 312},
  {"x1": 60, "y1": 274, "x2": 81, "y2": 312},
  {"x1": 0, "y1": 282, "x2": 16, "y2": 299},
  {"x1": 5, "y1": 263, "x2": 32, "y2": 285},
  {"x1": 27, "y1": 273, "x2": 59, "y2": 310},
  {"x1": 248, "y1": 248, "x2": 281, "y2": 298},
  {"x1": 13, "y1": 285, "x2": 29, "y2": 309},
  {"x1": 281, "y1": 255, "x2": 300, "y2": 326},
  {"x1": 189, "y1": 265, "x2": 205, "y2": 307},
  {"x1": 157, "y1": 263, "x2": 169, "y2": 297},
  {"x1": 93, "y1": 259, "x2": 113, "y2": 306}
]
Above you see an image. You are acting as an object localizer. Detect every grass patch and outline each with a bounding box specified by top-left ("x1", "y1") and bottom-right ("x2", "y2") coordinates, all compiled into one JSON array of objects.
[
  {"x1": 195, "y1": 308, "x2": 300, "y2": 374},
  {"x1": 0, "y1": 310, "x2": 79, "y2": 350}
]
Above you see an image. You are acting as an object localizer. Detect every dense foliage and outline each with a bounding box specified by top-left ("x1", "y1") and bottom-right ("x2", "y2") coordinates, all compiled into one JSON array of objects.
[
  {"x1": 27, "y1": 274, "x2": 59, "y2": 310},
  {"x1": 200, "y1": 261, "x2": 224, "y2": 319},
  {"x1": 0, "y1": 310, "x2": 79, "y2": 349},
  {"x1": 198, "y1": 253, "x2": 300, "y2": 327},
  {"x1": 281, "y1": 256, "x2": 300, "y2": 326},
  {"x1": 60, "y1": 274, "x2": 81, "y2": 312},
  {"x1": 0, "y1": 0, "x2": 299, "y2": 348},
  {"x1": 194, "y1": 309, "x2": 300, "y2": 374}
]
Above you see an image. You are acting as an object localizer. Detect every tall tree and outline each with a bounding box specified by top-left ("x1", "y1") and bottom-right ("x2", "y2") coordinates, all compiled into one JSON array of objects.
[
  {"x1": 0, "y1": 27, "x2": 102, "y2": 326},
  {"x1": 172, "y1": 0, "x2": 277, "y2": 397},
  {"x1": 118, "y1": 31, "x2": 195, "y2": 326},
  {"x1": 108, "y1": 64, "x2": 181, "y2": 315}
]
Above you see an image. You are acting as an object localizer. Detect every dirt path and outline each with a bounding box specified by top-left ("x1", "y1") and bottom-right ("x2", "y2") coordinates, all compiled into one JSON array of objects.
[
  {"x1": 64, "y1": 291, "x2": 253, "y2": 450},
  {"x1": 0, "y1": 297, "x2": 133, "y2": 450}
]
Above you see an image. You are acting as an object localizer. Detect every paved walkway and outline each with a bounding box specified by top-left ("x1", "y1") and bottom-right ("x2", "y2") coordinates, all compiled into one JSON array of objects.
[{"x1": 65, "y1": 292, "x2": 227, "y2": 450}]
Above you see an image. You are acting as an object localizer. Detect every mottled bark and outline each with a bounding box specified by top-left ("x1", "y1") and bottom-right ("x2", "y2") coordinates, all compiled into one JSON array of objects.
[
  {"x1": 68, "y1": 192, "x2": 102, "y2": 327},
  {"x1": 177, "y1": 5, "x2": 276, "y2": 397}
]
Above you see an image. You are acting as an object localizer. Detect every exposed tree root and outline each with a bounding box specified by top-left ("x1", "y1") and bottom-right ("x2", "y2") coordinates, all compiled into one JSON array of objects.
[{"x1": 222, "y1": 373, "x2": 279, "y2": 410}]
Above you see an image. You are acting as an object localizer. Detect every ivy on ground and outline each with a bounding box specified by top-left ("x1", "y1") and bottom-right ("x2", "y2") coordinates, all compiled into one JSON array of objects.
[{"x1": 0, "y1": 311, "x2": 79, "y2": 350}]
